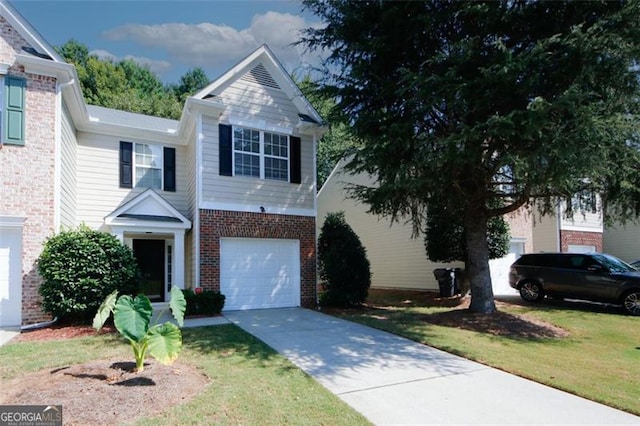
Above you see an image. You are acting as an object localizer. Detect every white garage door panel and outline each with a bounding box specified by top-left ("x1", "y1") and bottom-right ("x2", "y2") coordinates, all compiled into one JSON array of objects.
[
  {"x1": 0, "y1": 226, "x2": 23, "y2": 327},
  {"x1": 221, "y1": 238, "x2": 300, "y2": 310}
]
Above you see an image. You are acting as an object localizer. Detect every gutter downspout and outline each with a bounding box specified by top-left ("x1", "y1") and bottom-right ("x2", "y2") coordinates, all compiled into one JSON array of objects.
[{"x1": 21, "y1": 317, "x2": 58, "y2": 332}]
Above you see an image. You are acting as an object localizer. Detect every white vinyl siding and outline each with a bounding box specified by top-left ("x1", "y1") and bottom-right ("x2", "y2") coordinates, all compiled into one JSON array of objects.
[
  {"x1": 559, "y1": 197, "x2": 603, "y2": 232},
  {"x1": 59, "y1": 101, "x2": 77, "y2": 229},
  {"x1": 532, "y1": 214, "x2": 560, "y2": 252},
  {"x1": 603, "y1": 223, "x2": 640, "y2": 263},
  {"x1": 201, "y1": 115, "x2": 314, "y2": 212},
  {"x1": 76, "y1": 131, "x2": 189, "y2": 229},
  {"x1": 317, "y1": 163, "x2": 461, "y2": 291}
]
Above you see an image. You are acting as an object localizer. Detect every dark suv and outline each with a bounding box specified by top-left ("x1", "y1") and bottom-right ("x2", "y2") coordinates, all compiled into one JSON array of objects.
[{"x1": 509, "y1": 253, "x2": 640, "y2": 315}]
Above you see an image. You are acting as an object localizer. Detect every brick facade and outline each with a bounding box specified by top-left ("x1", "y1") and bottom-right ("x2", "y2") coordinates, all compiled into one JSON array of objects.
[
  {"x1": 199, "y1": 210, "x2": 317, "y2": 307},
  {"x1": 560, "y1": 230, "x2": 603, "y2": 253},
  {"x1": 0, "y1": 17, "x2": 57, "y2": 324}
]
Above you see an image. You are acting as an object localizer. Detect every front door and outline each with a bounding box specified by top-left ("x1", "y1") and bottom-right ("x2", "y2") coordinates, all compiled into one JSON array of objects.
[{"x1": 133, "y1": 239, "x2": 165, "y2": 302}]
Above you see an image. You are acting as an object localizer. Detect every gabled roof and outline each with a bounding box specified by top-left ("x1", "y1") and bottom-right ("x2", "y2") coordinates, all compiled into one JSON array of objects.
[
  {"x1": 0, "y1": 3, "x2": 323, "y2": 142},
  {"x1": 0, "y1": 1, "x2": 63, "y2": 62},
  {"x1": 193, "y1": 44, "x2": 324, "y2": 127},
  {"x1": 105, "y1": 189, "x2": 191, "y2": 230}
]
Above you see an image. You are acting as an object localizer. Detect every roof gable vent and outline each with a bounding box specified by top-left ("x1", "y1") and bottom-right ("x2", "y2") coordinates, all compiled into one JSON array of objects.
[{"x1": 241, "y1": 63, "x2": 281, "y2": 90}]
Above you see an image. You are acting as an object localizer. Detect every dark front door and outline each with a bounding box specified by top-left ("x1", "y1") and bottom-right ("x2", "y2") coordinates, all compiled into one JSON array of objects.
[{"x1": 133, "y1": 239, "x2": 165, "y2": 302}]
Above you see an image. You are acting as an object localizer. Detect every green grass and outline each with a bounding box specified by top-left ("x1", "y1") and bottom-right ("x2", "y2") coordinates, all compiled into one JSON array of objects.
[
  {"x1": 334, "y1": 292, "x2": 640, "y2": 416},
  {"x1": 0, "y1": 325, "x2": 370, "y2": 425}
]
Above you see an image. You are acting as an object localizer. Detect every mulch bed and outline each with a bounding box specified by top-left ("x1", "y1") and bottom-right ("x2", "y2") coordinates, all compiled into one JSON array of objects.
[{"x1": 0, "y1": 359, "x2": 209, "y2": 425}]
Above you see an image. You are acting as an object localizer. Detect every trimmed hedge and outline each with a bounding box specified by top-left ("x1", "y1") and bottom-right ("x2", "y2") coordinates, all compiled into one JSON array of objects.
[
  {"x1": 37, "y1": 225, "x2": 139, "y2": 321},
  {"x1": 183, "y1": 289, "x2": 225, "y2": 316}
]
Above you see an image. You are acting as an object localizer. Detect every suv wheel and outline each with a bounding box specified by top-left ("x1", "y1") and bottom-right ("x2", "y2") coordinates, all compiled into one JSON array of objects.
[
  {"x1": 519, "y1": 281, "x2": 543, "y2": 302},
  {"x1": 622, "y1": 291, "x2": 640, "y2": 316}
]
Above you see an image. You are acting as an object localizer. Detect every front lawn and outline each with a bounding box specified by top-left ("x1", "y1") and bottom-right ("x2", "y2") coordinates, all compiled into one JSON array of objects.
[
  {"x1": 328, "y1": 290, "x2": 640, "y2": 416},
  {"x1": 0, "y1": 325, "x2": 370, "y2": 425}
]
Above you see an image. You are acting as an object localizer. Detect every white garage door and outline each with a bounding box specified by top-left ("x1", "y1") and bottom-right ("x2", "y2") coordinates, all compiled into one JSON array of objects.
[
  {"x1": 220, "y1": 238, "x2": 300, "y2": 310},
  {"x1": 0, "y1": 223, "x2": 23, "y2": 327}
]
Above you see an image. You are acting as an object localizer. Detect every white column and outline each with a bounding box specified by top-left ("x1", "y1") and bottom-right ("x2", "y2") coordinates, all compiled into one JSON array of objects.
[{"x1": 173, "y1": 229, "x2": 185, "y2": 290}]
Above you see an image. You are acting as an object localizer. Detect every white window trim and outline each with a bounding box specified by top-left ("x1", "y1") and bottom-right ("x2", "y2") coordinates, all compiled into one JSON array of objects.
[
  {"x1": 232, "y1": 126, "x2": 290, "y2": 182},
  {"x1": 134, "y1": 142, "x2": 164, "y2": 190}
]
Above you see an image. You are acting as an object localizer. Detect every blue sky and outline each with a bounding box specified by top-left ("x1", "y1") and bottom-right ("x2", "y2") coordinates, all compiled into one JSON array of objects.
[{"x1": 11, "y1": 0, "x2": 324, "y2": 84}]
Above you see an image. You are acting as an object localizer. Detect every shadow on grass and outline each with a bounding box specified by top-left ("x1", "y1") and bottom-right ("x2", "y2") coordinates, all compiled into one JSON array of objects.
[
  {"x1": 495, "y1": 295, "x2": 627, "y2": 316},
  {"x1": 181, "y1": 324, "x2": 280, "y2": 363}
]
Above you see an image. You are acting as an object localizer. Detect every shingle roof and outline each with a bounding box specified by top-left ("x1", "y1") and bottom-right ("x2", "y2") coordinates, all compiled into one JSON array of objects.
[{"x1": 86, "y1": 105, "x2": 179, "y2": 134}]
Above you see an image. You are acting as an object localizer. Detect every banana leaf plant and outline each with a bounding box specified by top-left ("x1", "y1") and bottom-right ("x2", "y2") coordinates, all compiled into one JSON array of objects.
[{"x1": 93, "y1": 286, "x2": 186, "y2": 372}]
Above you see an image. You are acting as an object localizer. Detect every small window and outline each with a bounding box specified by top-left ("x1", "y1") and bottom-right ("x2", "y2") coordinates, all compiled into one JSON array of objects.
[
  {"x1": 264, "y1": 132, "x2": 289, "y2": 181},
  {"x1": 119, "y1": 142, "x2": 175, "y2": 191},
  {"x1": 233, "y1": 128, "x2": 261, "y2": 178},
  {"x1": 135, "y1": 143, "x2": 163, "y2": 189}
]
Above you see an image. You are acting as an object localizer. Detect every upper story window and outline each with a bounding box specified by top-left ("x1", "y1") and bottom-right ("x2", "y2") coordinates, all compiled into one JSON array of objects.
[
  {"x1": 233, "y1": 127, "x2": 289, "y2": 181},
  {"x1": 219, "y1": 124, "x2": 302, "y2": 184},
  {"x1": 135, "y1": 143, "x2": 163, "y2": 189},
  {"x1": 120, "y1": 141, "x2": 175, "y2": 192}
]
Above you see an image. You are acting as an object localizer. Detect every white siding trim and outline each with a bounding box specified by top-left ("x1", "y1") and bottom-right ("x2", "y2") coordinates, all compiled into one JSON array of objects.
[
  {"x1": 560, "y1": 224, "x2": 604, "y2": 233},
  {"x1": 228, "y1": 115, "x2": 293, "y2": 135},
  {"x1": 199, "y1": 200, "x2": 315, "y2": 217},
  {"x1": 312, "y1": 133, "x2": 317, "y2": 214},
  {"x1": 54, "y1": 84, "x2": 62, "y2": 231},
  {"x1": 195, "y1": 114, "x2": 203, "y2": 289}
]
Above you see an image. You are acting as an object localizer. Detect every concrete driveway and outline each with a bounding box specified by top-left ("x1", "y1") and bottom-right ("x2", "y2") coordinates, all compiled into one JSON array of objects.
[{"x1": 225, "y1": 308, "x2": 639, "y2": 425}]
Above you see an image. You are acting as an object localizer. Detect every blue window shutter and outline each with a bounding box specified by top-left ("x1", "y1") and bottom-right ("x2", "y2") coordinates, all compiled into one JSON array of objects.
[
  {"x1": 219, "y1": 124, "x2": 232, "y2": 176},
  {"x1": 3, "y1": 76, "x2": 26, "y2": 145},
  {"x1": 289, "y1": 136, "x2": 301, "y2": 184},
  {"x1": 164, "y1": 147, "x2": 176, "y2": 192},
  {"x1": 120, "y1": 141, "x2": 133, "y2": 188}
]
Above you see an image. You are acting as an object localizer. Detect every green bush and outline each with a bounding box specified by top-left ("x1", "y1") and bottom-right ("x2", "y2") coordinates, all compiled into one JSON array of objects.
[
  {"x1": 37, "y1": 225, "x2": 139, "y2": 321},
  {"x1": 318, "y1": 212, "x2": 371, "y2": 307},
  {"x1": 183, "y1": 289, "x2": 225, "y2": 316}
]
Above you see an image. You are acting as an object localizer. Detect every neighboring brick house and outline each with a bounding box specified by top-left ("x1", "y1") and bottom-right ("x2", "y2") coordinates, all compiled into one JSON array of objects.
[{"x1": 0, "y1": 1, "x2": 324, "y2": 327}]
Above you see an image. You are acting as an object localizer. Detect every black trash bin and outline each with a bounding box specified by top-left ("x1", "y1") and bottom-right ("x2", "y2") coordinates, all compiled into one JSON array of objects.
[{"x1": 433, "y1": 268, "x2": 456, "y2": 297}]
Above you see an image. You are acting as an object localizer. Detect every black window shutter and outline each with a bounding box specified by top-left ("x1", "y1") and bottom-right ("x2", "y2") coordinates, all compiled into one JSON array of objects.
[
  {"x1": 120, "y1": 141, "x2": 133, "y2": 188},
  {"x1": 289, "y1": 136, "x2": 301, "y2": 184},
  {"x1": 219, "y1": 124, "x2": 232, "y2": 176},
  {"x1": 164, "y1": 147, "x2": 176, "y2": 192}
]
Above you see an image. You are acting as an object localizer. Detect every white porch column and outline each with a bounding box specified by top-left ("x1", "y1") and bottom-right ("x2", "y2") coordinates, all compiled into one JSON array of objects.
[{"x1": 173, "y1": 229, "x2": 185, "y2": 290}]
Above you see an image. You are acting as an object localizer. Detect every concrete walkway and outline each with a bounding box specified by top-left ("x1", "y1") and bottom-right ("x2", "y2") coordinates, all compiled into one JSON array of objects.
[
  {"x1": 0, "y1": 328, "x2": 19, "y2": 346},
  {"x1": 225, "y1": 308, "x2": 639, "y2": 425}
]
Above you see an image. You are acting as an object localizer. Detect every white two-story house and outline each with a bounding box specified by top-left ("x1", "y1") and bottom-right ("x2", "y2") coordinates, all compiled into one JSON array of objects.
[{"x1": 0, "y1": 1, "x2": 324, "y2": 327}]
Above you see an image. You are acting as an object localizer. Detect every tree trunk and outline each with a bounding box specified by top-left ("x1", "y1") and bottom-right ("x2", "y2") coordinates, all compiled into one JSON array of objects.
[{"x1": 464, "y1": 211, "x2": 497, "y2": 313}]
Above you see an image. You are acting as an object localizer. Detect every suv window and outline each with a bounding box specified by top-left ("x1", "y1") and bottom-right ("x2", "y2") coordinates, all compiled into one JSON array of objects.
[
  {"x1": 516, "y1": 254, "x2": 558, "y2": 268},
  {"x1": 590, "y1": 253, "x2": 636, "y2": 273}
]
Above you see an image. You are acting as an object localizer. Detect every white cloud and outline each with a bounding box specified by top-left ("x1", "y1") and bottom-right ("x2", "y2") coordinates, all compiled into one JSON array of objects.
[
  {"x1": 101, "y1": 12, "x2": 324, "y2": 76},
  {"x1": 89, "y1": 49, "x2": 172, "y2": 75},
  {"x1": 91, "y1": 49, "x2": 117, "y2": 62}
]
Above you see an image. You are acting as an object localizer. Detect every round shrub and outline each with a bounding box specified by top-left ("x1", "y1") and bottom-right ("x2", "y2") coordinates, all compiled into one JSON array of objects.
[
  {"x1": 37, "y1": 225, "x2": 139, "y2": 321},
  {"x1": 318, "y1": 212, "x2": 371, "y2": 307}
]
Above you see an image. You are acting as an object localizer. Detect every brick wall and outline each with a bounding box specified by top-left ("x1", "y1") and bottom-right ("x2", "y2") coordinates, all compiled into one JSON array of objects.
[
  {"x1": 0, "y1": 17, "x2": 58, "y2": 324},
  {"x1": 199, "y1": 210, "x2": 317, "y2": 307},
  {"x1": 560, "y1": 230, "x2": 603, "y2": 253}
]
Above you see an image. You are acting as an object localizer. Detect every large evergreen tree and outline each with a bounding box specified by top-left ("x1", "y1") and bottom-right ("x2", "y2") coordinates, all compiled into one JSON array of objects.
[
  {"x1": 302, "y1": 0, "x2": 640, "y2": 313},
  {"x1": 297, "y1": 74, "x2": 353, "y2": 188}
]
